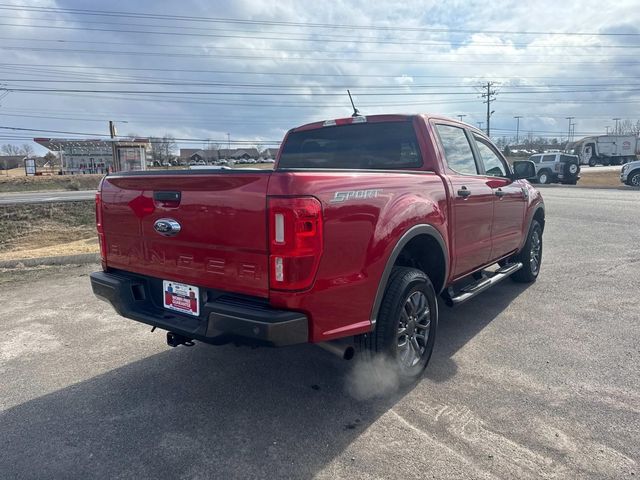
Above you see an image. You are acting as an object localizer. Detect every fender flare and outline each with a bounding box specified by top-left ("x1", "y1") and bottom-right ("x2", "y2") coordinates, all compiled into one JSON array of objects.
[
  {"x1": 369, "y1": 224, "x2": 448, "y2": 326},
  {"x1": 518, "y1": 203, "x2": 545, "y2": 252}
]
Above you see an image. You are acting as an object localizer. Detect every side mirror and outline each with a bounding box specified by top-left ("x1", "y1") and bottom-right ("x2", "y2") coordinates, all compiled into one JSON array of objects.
[{"x1": 512, "y1": 160, "x2": 536, "y2": 180}]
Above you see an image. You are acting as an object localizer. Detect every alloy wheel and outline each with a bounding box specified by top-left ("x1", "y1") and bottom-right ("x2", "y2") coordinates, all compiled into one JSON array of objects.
[{"x1": 396, "y1": 290, "x2": 431, "y2": 370}]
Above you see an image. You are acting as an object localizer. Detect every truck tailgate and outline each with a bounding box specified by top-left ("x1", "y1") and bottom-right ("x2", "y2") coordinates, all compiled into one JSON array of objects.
[{"x1": 100, "y1": 171, "x2": 271, "y2": 298}]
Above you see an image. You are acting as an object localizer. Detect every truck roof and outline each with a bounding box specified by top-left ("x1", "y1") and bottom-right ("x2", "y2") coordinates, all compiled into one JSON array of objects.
[{"x1": 291, "y1": 113, "x2": 478, "y2": 134}]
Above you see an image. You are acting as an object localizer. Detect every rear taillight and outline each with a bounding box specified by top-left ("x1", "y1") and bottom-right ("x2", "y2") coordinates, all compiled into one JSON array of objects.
[
  {"x1": 268, "y1": 197, "x2": 323, "y2": 291},
  {"x1": 95, "y1": 192, "x2": 107, "y2": 269}
]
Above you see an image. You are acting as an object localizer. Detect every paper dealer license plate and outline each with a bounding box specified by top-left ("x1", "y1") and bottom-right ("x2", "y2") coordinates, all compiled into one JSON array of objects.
[{"x1": 163, "y1": 280, "x2": 200, "y2": 316}]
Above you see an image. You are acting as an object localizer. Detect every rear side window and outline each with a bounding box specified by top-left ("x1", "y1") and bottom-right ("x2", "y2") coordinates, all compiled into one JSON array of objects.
[
  {"x1": 435, "y1": 124, "x2": 478, "y2": 175},
  {"x1": 560, "y1": 154, "x2": 576, "y2": 163},
  {"x1": 278, "y1": 121, "x2": 422, "y2": 169}
]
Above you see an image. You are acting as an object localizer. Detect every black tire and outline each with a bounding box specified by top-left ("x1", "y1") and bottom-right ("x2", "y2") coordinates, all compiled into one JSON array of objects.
[
  {"x1": 357, "y1": 267, "x2": 438, "y2": 382},
  {"x1": 589, "y1": 158, "x2": 597, "y2": 167},
  {"x1": 628, "y1": 171, "x2": 640, "y2": 187},
  {"x1": 537, "y1": 170, "x2": 551, "y2": 184},
  {"x1": 510, "y1": 220, "x2": 543, "y2": 283}
]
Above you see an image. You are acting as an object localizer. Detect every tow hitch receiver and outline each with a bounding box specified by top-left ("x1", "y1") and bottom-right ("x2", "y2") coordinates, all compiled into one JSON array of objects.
[{"x1": 167, "y1": 332, "x2": 195, "y2": 347}]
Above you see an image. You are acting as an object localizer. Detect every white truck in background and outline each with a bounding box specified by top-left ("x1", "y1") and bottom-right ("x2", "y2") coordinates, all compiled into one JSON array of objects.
[{"x1": 572, "y1": 135, "x2": 639, "y2": 167}]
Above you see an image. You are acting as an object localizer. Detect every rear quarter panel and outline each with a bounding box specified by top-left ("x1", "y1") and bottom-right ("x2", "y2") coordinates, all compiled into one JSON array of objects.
[{"x1": 267, "y1": 171, "x2": 448, "y2": 342}]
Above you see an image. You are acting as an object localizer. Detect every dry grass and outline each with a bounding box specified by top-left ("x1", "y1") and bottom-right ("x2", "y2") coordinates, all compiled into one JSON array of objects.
[
  {"x1": 578, "y1": 170, "x2": 622, "y2": 187},
  {"x1": 0, "y1": 173, "x2": 103, "y2": 193},
  {"x1": 0, "y1": 201, "x2": 96, "y2": 258}
]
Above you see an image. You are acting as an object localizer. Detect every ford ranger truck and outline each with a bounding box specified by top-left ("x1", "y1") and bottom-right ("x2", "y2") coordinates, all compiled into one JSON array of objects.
[{"x1": 91, "y1": 114, "x2": 544, "y2": 381}]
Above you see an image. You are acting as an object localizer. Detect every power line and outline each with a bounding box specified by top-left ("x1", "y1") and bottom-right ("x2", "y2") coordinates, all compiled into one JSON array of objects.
[
  {"x1": 5, "y1": 86, "x2": 640, "y2": 96},
  {"x1": 1, "y1": 4, "x2": 638, "y2": 36},
  {"x1": 0, "y1": 125, "x2": 281, "y2": 144},
  {"x1": 3, "y1": 45, "x2": 640, "y2": 65},
  {"x1": 2, "y1": 36, "x2": 640, "y2": 58},
  {"x1": 2, "y1": 63, "x2": 636, "y2": 81}
]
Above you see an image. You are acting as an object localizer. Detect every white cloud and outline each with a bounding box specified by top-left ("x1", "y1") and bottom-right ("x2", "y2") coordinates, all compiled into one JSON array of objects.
[{"x1": 1, "y1": 0, "x2": 639, "y2": 154}]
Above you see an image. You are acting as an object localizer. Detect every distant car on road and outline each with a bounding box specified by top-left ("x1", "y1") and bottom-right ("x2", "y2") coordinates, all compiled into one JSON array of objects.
[
  {"x1": 620, "y1": 160, "x2": 640, "y2": 186},
  {"x1": 528, "y1": 153, "x2": 580, "y2": 185}
]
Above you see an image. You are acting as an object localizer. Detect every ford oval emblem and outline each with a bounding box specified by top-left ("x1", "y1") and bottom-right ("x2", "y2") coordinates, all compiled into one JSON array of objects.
[{"x1": 153, "y1": 218, "x2": 181, "y2": 237}]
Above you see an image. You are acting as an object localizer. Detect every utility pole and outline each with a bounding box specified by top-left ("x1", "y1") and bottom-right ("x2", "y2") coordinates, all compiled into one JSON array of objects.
[
  {"x1": 514, "y1": 116, "x2": 523, "y2": 144},
  {"x1": 481, "y1": 82, "x2": 497, "y2": 136},
  {"x1": 605, "y1": 125, "x2": 610, "y2": 135},
  {"x1": 457, "y1": 114, "x2": 467, "y2": 122},
  {"x1": 565, "y1": 117, "x2": 574, "y2": 145},
  {"x1": 226, "y1": 132, "x2": 231, "y2": 161},
  {"x1": 612, "y1": 118, "x2": 621, "y2": 135},
  {"x1": 109, "y1": 120, "x2": 117, "y2": 172}
]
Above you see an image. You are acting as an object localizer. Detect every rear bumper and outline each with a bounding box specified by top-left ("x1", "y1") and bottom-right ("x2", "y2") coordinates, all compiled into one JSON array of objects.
[{"x1": 90, "y1": 270, "x2": 308, "y2": 347}]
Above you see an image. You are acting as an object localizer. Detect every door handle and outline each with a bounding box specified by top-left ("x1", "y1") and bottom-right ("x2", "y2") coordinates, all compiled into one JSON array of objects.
[
  {"x1": 457, "y1": 187, "x2": 471, "y2": 198},
  {"x1": 494, "y1": 188, "x2": 505, "y2": 198}
]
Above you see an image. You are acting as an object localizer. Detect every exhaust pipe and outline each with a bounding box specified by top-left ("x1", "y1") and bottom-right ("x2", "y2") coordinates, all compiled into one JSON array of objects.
[
  {"x1": 167, "y1": 332, "x2": 195, "y2": 347},
  {"x1": 317, "y1": 340, "x2": 355, "y2": 360}
]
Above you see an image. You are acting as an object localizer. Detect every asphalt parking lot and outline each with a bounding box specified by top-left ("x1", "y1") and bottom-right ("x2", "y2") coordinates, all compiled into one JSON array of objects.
[{"x1": 1, "y1": 187, "x2": 638, "y2": 479}]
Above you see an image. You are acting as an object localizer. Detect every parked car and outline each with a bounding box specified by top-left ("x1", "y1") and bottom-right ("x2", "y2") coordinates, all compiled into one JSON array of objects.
[
  {"x1": 620, "y1": 160, "x2": 640, "y2": 186},
  {"x1": 528, "y1": 153, "x2": 580, "y2": 185},
  {"x1": 91, "y1": 114, "x2": 543, "y2": 381}
]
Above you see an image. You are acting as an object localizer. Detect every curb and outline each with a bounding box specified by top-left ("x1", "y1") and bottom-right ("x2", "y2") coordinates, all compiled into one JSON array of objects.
[
  {"x1": 535, "y1": 184, "x2": 640, "y2": 191},
  {"x1": 0, "y1": 253, "x2": 100, "y2": 269}
]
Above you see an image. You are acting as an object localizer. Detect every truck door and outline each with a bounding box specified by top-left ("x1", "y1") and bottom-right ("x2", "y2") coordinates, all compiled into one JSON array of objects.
[
  {"x1": 434, "y1": 124, "x2": 494, "y2": 278},
  {"x1": 471, "y1": 134, "x2": 527, "y2": 261}
]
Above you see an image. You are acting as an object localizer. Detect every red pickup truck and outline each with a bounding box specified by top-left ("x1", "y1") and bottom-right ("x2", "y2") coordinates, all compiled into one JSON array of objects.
[{"x1": 91, "y1": 114, "x2": 544, "y2": 381}]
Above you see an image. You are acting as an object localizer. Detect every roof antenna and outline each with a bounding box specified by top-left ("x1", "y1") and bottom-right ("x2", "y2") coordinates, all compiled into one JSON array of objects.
[{"x1": 347, "y1": 89, "x2": 361, "y2": 117}]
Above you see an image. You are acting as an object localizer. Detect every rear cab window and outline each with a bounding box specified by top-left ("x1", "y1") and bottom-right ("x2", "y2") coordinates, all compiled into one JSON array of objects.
[{"x1": 278, "y1": 121, "x2": 422, "y2": 169}]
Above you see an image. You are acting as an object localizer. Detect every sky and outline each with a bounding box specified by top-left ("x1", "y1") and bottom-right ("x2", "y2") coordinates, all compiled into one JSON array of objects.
[{"x1": 1, "y1": 0, "x2": 639, "y2": 155}]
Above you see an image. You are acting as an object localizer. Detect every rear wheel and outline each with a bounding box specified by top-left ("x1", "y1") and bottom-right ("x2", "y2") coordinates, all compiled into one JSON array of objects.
[
  {"x1": 589, "y1": 158, "x2": 597, "y2": 167},
  {"x1": 510, "y1": 220, "x2": 543, "y2": 283},
  {"x1": 357, "y1": 267, "x2": 438, "y2": 383}
]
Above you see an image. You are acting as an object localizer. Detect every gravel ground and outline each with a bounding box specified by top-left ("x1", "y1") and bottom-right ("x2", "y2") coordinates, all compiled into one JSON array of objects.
[{"x1": 0, "y1": 187, "x2": 638, "y2": 479}]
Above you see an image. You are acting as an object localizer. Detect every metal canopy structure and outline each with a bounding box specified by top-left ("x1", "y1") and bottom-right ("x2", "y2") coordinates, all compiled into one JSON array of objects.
[{"x1": 34, "y1": 137, "x2": 150, "y2": 173}]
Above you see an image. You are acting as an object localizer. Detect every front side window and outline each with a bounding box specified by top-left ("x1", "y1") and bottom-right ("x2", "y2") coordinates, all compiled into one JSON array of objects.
[
  {"x1": 435, "y1": 124, "x2": 478, "y2": 175},
  {"x1": 474, "y1": 135, "x2": 508, "y2": 177}
]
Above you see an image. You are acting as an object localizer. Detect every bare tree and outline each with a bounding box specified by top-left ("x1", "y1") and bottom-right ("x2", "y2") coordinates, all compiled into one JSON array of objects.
[
  {"x1": 20, "y1": 143, "x2": 35, "y2": 157},
  {"x1": 150, "y1": 135, "x2": 177, "y2": 166},
  {"x1": 43, "y1": 152, "x2": 58, "y2": 167},
  {"x1": 1, "y1": 144, "x2": 21, "y2": 155}
]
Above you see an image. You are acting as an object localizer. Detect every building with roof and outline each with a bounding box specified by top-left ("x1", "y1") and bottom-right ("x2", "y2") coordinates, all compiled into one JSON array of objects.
[
  {"x1": 179, "y1": 147, "x2": 264, "y2": 164},
  {"x1": 34, "y1": 138, "x2": 151, "y2": 174}
]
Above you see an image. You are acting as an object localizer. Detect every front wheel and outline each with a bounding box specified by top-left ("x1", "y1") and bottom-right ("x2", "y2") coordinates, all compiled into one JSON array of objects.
[
  {"x1": 628, "y1": 172, "x2": 640, "y2": 187},
  {"x1": 510, "y1": 219, "x2": 543, "y2": 283},
  {"x1": 357, "y1": 267, "x2": 438, "y2": 383},
  {"x1": 537, "y1": 171, "x2": 550, "y2": 184}
]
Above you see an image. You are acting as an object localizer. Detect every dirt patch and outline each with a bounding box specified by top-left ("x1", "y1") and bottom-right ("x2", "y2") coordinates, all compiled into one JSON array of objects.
[
  {"x1": 0, "y1": 201, "x2": 96, "y2": 257},
  {"x1": 0, "y1": 174, "x2": 103, "y2": 193}
]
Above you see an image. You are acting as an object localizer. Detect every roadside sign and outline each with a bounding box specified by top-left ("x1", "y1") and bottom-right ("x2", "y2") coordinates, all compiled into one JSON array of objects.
[{"x1": 24, "y1": 158, "x2": 36, "y2": 176}]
